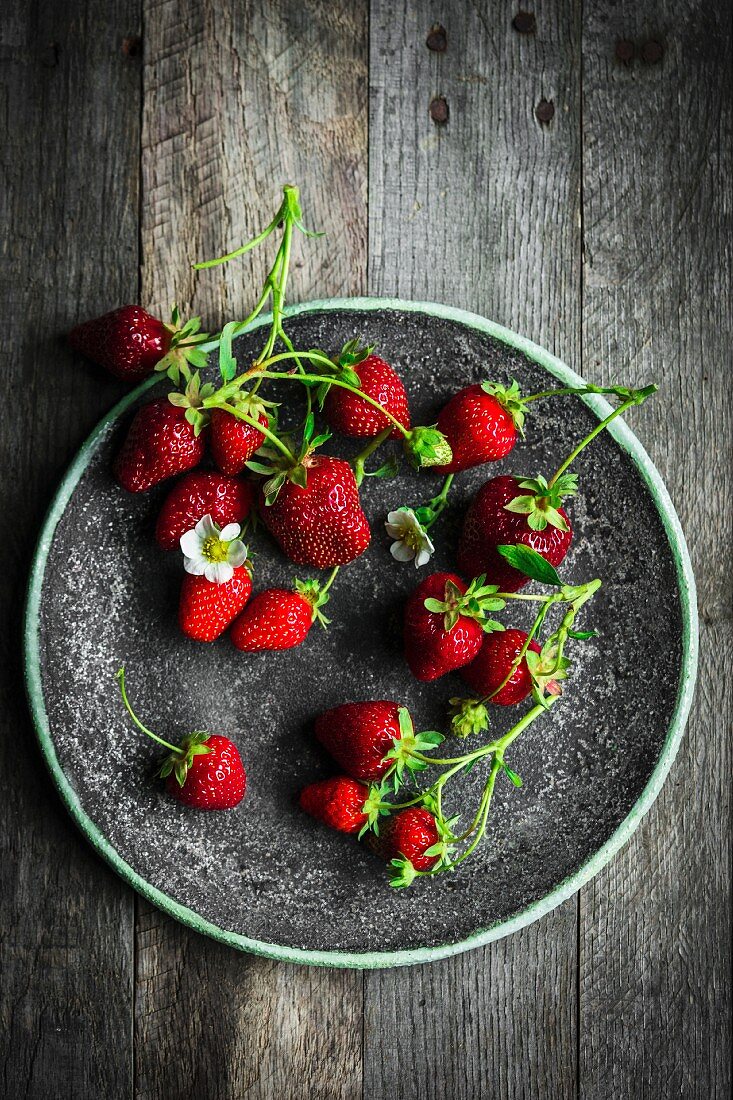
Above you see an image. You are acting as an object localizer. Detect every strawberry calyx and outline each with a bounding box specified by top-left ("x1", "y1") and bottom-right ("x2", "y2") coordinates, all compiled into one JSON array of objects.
[
  {"x1": 402, "y1": 425, "x2": 453, "y2": 470},
  {"x1": 167, "y1": 371, "x2": 216, "y2": 436},
  {"x1": 158, "y1": 731, "x2": 212, "y2": 788},
  {"x1": 358, "y1": 780, "x2": 394, "y2": 838},
  {"x1": 381, "y1": 707, "x2": 445, "y2": 788},
  {"x1": 448, "y1": 697, "x2": 490, "y2": 738},
  {"x1": 294, "y1": 575, "x2": 333, "y2": 627},
  {"x1": 155, "y1": 305, "x2": 211, "y2": 385},
  {"x1": 251, "y1": 411, "x2": 332, "y2": 504},
  {"x1": 481, "y1": 378, "x2": 530, "y2": 436},
  {"x1": 423, "y1": 575, "x2": 506, "y2": 633},
  {"x1": 504, "y1": 473, "x2": 579, "y2": 532}
]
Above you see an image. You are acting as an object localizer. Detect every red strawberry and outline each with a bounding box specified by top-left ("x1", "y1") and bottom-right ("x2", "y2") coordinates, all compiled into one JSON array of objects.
[
  {"x1": 299, "y1": 776, "x2": 369, "y2": 835},
  {"x1": 155, "y1": 472, "x2": 253, "y2": 550},
  {"x1": 457, "y1": 475, "x2": 574, "y2": 592},
  {"x1": 179, "y1": 565, "x2": 252, "y2": 642},
  {"x1": 116, "y1": 669, "x2": 246, "y2": 811},
  {"x1": 404, "y1": 572, "x2": 504, "y2": 682},
  {"x1": 208, "y1": 400, "x2": 270, "y2": 477},
  {"x1": 230, "y1": 577, "x2": 329, "y2": 652},
  {"x1": 164, "y1": 734, "x2": 247, "y2": 810},
  {"x1": 461, "y1": 628, "x2": 542, "y2": 705},
  {"x1": 258, "y1": 455, "x2": 371, "y2": 567},
  {"x1": 315, "y1": 701, "x2": 404, "y2": 782},
  {"x1": 69, "y1": 306, "x2": 171, "y2": 382},
  {"x1": 435, "y1": 381, "x2": 526, "y2": 473},
  {"x1": 323, "y1": 354, "x2": 411, "y2": 439},
  {"x1": 373, "y1": 808, "x2": 441, "y2": 872},
  {"x1": 114, "y1": 398, "x2": 206, "y2": 492}
]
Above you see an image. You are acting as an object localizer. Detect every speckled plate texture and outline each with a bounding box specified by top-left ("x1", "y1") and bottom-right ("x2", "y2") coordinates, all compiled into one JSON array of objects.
[{"x1": 25, "y1": 299, "x2": 697, "y2": 968}]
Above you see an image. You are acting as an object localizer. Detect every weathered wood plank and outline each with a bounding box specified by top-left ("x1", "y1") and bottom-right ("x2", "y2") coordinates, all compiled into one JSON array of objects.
[
  {"x1": 0, "y1": 1, "x2": 141, "y2": 1096},
  {"x1": 135, "y1": 3, "x2": 368, "y2": 1097},
  {"x1": 579, "y1": 3, "x2": 732, "y2": 1097},
  {"x1": 366, "y1": 3, "x2": 582, "y2": 1097}
]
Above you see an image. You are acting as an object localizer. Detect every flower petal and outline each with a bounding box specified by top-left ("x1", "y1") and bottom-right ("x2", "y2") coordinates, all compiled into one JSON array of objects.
[
  {"x1": 205, "y1": 561, "x2": 234, "y2": 584},
  {"x1": 414, "y1": 546, "x2": 433, "y2": 567},
  {"x1": 227, "y1": 540, "x2": 248, "y2": 568},
  {"x1": 219, "y1": 522, "x2": 241, "y2": 543},
  {"x1": 390, "y1": 540, "x2": 415, "y2": 562},
  {"x1": 180, "y1": 529, "x2": 203, "y2": 557},
  {"x1": 197, "y1": 513, "x2": 218, "y2": 538},
  {"x1": 183, "y1": 555, "x2": 207, "y2": 576}
]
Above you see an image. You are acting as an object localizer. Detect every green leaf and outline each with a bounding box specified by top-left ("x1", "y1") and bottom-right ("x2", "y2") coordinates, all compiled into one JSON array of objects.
[
  {"x1": 502, "y1": 765, "x2": 523, "y2": 788},
  {"x1": 567, "y1": 628, "x2": 598, "y2": 640},
  {"x1": 367, "y1": 455, "x2": 400, "y2": 479},
  {"x1": 496, "y1": 545, "x2": 562, "y2": 586},
  {"x1": 423, "y1": 598, "x2": 445, "y2": 613},
  {"x1": 245, "y1": 460, "x2": 275, "y2": 475}
]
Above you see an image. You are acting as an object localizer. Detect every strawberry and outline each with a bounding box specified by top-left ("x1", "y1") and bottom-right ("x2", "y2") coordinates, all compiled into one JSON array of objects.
[
  {"x1": 457, "y1": 474, "x2": 575, "y2": 592},
  {"x1": 298, "y1": 776, "x2": 370, "y2": 835},
  {"x1": 163, "y1": 733, "x2": 247, "y2": 810},
  {"x1": 258, "y1": 455, "x2": 371, "y2": 567},
  {"x1": 373, "y1": 808, "x2": 441, "y2": 872},
  {"x1": 323, "y1": 353, "x2": 411, "y2": 438},
  {"x1": 68, "y1": 306, "x2": 171, "y2": 382},
  {"x1": 404, "y1": 572, "x2": 505, "y2": 682},
  {"x1": 461, "y1": 628, "x2": 542, "y2": 705},
  {"x1": 113, "y1": 397, "x2": 206, "y2": 492},
  {"x1": 179, "y1": 565, "x2": 252, "y2": 642},
  {"x1": 230, "y1": 577, "x2": 330, "y2": 652},
  {"x1": 155, "y1": 472, "x2": 253, "y2": 550},
  {"x1": 434, "y1": 380, "x2": 527, "y2": 473},
  {"x1": 315, "y1": 701, "x2": 403, "y2": 782},
  {"x1": 209, "y1": 388, "x2": 279, "y2": 475},
  {"x1": 116, "y1": 669, "x2": 246, "y2": 811}
]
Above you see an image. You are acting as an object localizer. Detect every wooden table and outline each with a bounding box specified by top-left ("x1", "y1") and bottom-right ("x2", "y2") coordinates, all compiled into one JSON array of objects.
[{"x1": 2, "y1": 2, "x2": 730, "y2": 1096}]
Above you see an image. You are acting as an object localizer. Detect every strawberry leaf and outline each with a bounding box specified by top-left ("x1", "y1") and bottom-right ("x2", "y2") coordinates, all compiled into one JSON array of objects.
[{"x1": 496, "y1": 545, "x2": 562, "y2": 586}]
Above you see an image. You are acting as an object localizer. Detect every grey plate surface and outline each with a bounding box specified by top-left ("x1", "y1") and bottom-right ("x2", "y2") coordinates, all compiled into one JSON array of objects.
[{"x1": 25, "y1": 300, "x2": 696, "y2": 967}]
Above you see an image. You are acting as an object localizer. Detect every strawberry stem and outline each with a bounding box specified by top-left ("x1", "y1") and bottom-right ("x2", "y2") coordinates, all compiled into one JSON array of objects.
[
  {"x1": 116, "y1": 668, "x2": 179, "y2": 753},
  {"x1": 352, "y1": 427, "x2": 393, "y2": 484},
  {"x1": 206, "y1": 400, "x2": 296, "y2": 462},
  {"x1": 321, "y1": 566, "x2": 340, "y2": 596},
  {"x1": 422, "y1": 475, "x2": 453, "y2": 529},
  {"x1": 523, "y1": 383, "x2": 646, "y2": 404},
  {"x1": 547, "y1": 385, "x2": 657, "y2": 489}
]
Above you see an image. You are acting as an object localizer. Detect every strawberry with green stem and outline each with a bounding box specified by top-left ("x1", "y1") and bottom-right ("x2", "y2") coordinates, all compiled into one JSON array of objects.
[
  {"x1": 450, "y1": 548, "x2": 600, "y2": 733},
  {"x1": 315, "y1": 702, "x2": 444, "y2": 784},
  {"x1": 116, "y1": 668, "x2": 246, "y2": 810},
  {"x1": 404, "y1": 571, "x2": 508, "y2": 682},
  {"x1": 230, "y1": 568, "x2": 338, "y2": 652},
  {"x1": 113, "y1": 371, "x2": 215, "y2": 493},
  {"x1": 457, "y1": 385, "x2": 657, "y2": 590},
  {"x1": 69, "y1": 304, "x2": 210, "y2": 384}
]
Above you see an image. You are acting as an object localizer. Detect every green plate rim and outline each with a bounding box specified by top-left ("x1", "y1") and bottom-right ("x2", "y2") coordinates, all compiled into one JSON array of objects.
[{"x1": 23, "y1": 296, "x2": 698, "y2": 969}]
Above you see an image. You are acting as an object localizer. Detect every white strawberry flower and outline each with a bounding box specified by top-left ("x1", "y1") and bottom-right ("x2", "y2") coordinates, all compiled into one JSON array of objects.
[
  {"x1": 385, "y1": 508, "x2": 435, "y2": 568},
  {"x1": 180, "y1": 514, "x2": 248, "y2": 584}
]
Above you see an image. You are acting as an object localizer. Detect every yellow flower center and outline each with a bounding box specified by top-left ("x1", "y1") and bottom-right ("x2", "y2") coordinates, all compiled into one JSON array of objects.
[{"x1": 201, "y1": 535, "x2": 230, "y2": 563}]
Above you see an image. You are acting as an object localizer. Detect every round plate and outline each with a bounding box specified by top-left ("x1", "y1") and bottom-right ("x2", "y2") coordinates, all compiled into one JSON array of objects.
[{"x1": 24, "y1": 299, "x2": 697, "y2": 968}]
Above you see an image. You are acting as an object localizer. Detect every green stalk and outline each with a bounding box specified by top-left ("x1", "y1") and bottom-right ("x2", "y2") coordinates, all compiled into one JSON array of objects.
[
  {"x1": 207, "y1": 401, "x2": 296, "y2": 462},
  {"x1": 352, "y1": 427, "x2": 393, "y2": 485},
  {"x1": 116, "y1": 669, "x2": 179, "y2": 754},
  {"x1": 548, "y1": 386, "x2": 656, "y2": 489}
]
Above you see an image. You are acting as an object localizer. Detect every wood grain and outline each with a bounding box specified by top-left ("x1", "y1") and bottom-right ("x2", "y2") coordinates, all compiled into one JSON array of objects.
[
  {"x1": 0, "y1": 1, "x2": 141, "y2": 1096},
  {"x1": 366, "y1": 3, "x2": 582, "y2": 1097},
  {"x1": 135, "y1": 2, "x2": 367, "y2": 1098},
  {"x1": 579, "y1": 2, "x2": 732, "y2": 1096}
]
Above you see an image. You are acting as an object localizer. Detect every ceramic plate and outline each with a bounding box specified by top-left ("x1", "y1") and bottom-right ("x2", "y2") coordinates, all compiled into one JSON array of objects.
[{"x1": 24, "y1": 299, "x2": 697, "y2": 968}]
